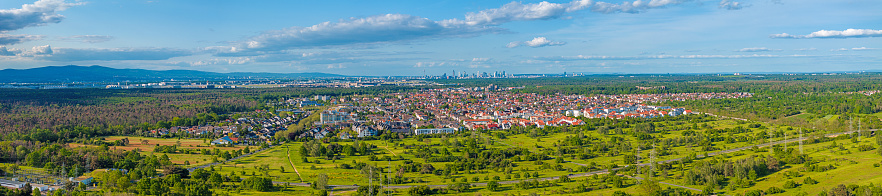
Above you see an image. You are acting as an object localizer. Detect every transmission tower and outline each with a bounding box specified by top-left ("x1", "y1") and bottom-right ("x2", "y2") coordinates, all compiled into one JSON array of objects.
[
  {"x1": 369, "y1": 167, "x2": 373, "y2": 196},
  {"x1": 636, "y1": 146, "x2": 641, "y2": 184},
  {"x1": 768, "y1": 127, "x2": 774, "y2": 155},
  {"x1": 850, "y1": 117, "x2": 854, "y2": 135},
  {"x1": 650, "y1": 143, "x2": 656, "y2": 180},
  {"x1": 799, "y1": 128, "x2": 804, "y2": 154},
  {"x1": 784, "y1": 131, "x2": 788, "y2": 153},
  {"x1": 387, "y1": 158, "x2": 392, "y2": 196},
  {"x1": 859, "y1": 118, "x2": 863, "y2": 140}
]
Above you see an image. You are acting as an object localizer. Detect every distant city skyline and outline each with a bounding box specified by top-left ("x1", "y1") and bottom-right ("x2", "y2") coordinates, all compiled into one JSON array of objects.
[{"x1": 0, "y1": 0, "x2": 880, "y2": 75}]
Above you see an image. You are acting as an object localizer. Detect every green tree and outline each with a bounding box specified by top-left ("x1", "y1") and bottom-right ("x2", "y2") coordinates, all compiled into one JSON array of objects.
[
  {"x1": 314, "y1": 173, "x2": 328, "y2": 190},
  {"x1": 407, "y1": 185, "x2": 433, "y2": 196},
  {"x1": 448, "y1": 182, "x2": 471, "y2": 193},
  {"x1": 210, "y1": 173, "x2": 224, "y2": 187},
  {"x1": 241, "y1": 177, "x2": 273, "y2": 191},
  {"x1": 487, "y1": 180, "x2": 500, "y2": 191}
]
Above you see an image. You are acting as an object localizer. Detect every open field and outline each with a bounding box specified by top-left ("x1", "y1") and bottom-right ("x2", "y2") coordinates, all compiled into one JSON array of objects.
[
  {"x1": 689, "y1": 135, "x2": 882, "y2": 195},
  {"x1": 69, "y1": 136, "x2": 246, "y2": 152},
  {"x1": 218, "y1": 116, "x2": 831, "y2": 191},
  {"x1": 68, "y1": 136, "x2": 250, "y2": 167}
]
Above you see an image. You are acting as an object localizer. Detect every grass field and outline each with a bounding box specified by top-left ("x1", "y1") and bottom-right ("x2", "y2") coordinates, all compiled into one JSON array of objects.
[
  {"x1": 647, "y1": 133, "x2": 882, "y2": 195},
  {"x1": 207, "y1": 116, "x2": 882, "y2": 196},
  {"x1": 69, "y1": 136, "x2": 250, "y2": 167},
  {"x1": 101, "y1": 136, "x2": 246, "y2": 151}
]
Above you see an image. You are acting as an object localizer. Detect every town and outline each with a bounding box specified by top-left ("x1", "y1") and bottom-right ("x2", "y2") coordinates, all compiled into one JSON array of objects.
[{"x1": 289, "y1": 86, "x2": 752, "y2": 139}]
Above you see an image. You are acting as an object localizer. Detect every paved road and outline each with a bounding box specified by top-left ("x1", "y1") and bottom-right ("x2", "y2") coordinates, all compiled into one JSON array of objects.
[{"x1": 294, "y1": 129, "x2": 867, "y2": 190}]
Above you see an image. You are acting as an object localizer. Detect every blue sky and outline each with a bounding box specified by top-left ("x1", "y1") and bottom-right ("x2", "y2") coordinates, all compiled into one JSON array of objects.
[{"x1": 0, "y1": 0, "x2": 880, "y2": 75}]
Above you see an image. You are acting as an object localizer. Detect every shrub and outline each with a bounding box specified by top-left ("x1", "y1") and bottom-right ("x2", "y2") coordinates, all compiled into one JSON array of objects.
[
  {"x1": 803, "y1": 177, "x2": 818, "y2": 185},
  {"x1": 857, "y1": 144, "x2": 875, "y2": 152},
  {"x1": 448, "y1": 182, "x2": 471, "y2": 193},
  {"x1": 783, "y1": 180, "x2": 799, "y2": 189},
  {"x1": 767, "y1": 186, "x2": 785, "y2": 194},
  {"x1": 407, "y1": 185, "x2": 434, "y2": 195},
  {"x1": 357, "y1": 185, "x2": 382, "y2": 196},
  {"x1": 241, "y1": 177, "x2": 273, "y2": 191},
  {"x1": 487, "y1": 180, "x2": 500, "y2": 191},
  {"x1": 744, "y1": 190, "x2": 764, "y2": 196}
]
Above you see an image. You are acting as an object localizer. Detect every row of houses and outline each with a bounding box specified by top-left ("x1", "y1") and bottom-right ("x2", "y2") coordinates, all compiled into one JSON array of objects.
[
  {"x1": 294, "y1": 89, "x2": 750, "y2": 140},
  {"x1": 147, "y1": 110, "x2": 302, "y2": 145},
  {"x1": 150, "y1": 125, "x2": 238, "y2": 137},
  {"x1": 565, "y1": 105, "x2": 692, "y2": 119}
]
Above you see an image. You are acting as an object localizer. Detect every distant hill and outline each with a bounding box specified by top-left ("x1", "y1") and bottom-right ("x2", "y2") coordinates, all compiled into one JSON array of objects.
[{"x1": 0, "y1": 65, "x2": 345, "y2": 83}]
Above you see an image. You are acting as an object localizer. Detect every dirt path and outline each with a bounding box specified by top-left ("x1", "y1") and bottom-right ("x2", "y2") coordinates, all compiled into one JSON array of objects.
[
  {"x1": 287, "y1": 146, "x2": 304, "y2": 182},
  {"x1": 382, "y1": 146, "x2": 397, "y2": 156}
]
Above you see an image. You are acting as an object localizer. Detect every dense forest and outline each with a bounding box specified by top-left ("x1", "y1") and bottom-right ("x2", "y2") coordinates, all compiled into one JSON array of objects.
[
  {"x1": 434, "y1": 73, "x2": 882, "y2": 95},
  {"x1": 0, "y1": 86, "x2": 420, "y2": 138}
]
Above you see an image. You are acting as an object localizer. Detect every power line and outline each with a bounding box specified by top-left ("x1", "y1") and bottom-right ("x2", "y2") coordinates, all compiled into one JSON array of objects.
[{"x1": 799, "y1": 128, "x2": 803, "y2": 154}]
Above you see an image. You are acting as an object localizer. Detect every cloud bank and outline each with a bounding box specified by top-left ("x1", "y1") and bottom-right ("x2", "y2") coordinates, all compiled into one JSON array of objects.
[
  {"x1": 225, "y1": 0, "x2": 695, "y2": 54},
  {"x1": 227, "y1": 14, "x2": 501, "y2": 53},
  {"x1": 0, "y1": 46, "x2": 19, "y2": 56},
  {"x1": 592, "y1": 0, "x2": 693, "y2": 14},
  {"x1": 771, "y1": 29, "x2": 882, "y2": 39},
  {"x1": 831, "y1": 47, "x2": 877, "y2": 51},
  {"x1": 59, "y1": 35, "x2": 114, "y2": 43},
  {"x1": 719, "y1": 0, "x2": 747, "y2": 10},
  {"x1": 507, "y1": 37, "x2": 566, "y2": 48},
  {"x1": 37, "y1": 47, "x2": 194, "y2": 61},
  {"x1": 0, "y1": 0, "x2": 82, "y2": 32},
  {"x1": 737, "y1": 47, "x2": 779, "y2": 52},
  {"x1": 0, "y1": 34, "x2": 43, "y2": 45},
  {"x1": 463, "y1": 0, "x2": 592, "y2": 26},
  {"x1": 535, "y1": 54, "x2": 810, "y2": 61}
]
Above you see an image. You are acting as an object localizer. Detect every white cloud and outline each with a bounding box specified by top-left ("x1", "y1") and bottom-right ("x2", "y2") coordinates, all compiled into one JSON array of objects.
[
  {"x1": 850, "y1": 47, "x2": 877, "y2": 51},
  {"x1": 472, "y1": 58, "x2": 490, "y2": 62},
  {"x1": 33, "y1": 47, "x2": 194, "y2": 61},
  {"x1": 186, "y1": 58, "x2": 253, "y2": 66},
  {"x1": 464, "y1": 0, "x2": 592, "y2": 26},
  {"x1": 414, "y1": 62, "x2": 448, "y2": 68},
  {"x1": 0, "y1": 34, "x2": 43, "y2": 45},
  {"x1": 326, "y1": 64, "x2": 346, "y2": 69},
  {"x1": 0, "y1": 0, "x2": 83, "y2": 32},
  {"x1": 241, "y1": 51, "x2": 419, "y2": 66},
  {"x1": 535, "y1": 54, "x2": 811, "y2": 61},
  {"x1": 591, "y1": 0, "x2": 692, "y2": 14},
  {"x1": 831, "y1": 47, "x2": 878, "y2": 51},
  {"x1": 0, "y1": 46, "x2": 19, "y2": 56},
  {"x1": 719, "y1": 0, "x2": 748, "y2": 10},
  {"x1": 59, "y1": 35, "x2": 114, "y2": 43},
  {"x1": 737, "y1": 47, "x2": 779, "y2": 52},
  {"x1": 507, "y1": 37, "x2": 566, "y2": 48},
  {"x1": 230, "y1": 14, "x2": 501, "y2": 52},
  {"x1": 223, "y1": 0, "x2": 694, "y2": 55},
  {"x1": 771, "y1": 29, "x2": 882, "y2": 39},
  {"x1": 795, "y1": 48, "x2": 817, "y2": 51},
  {"x1": 31, "y1": 45, "x2": 52, "y2": 55}
]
